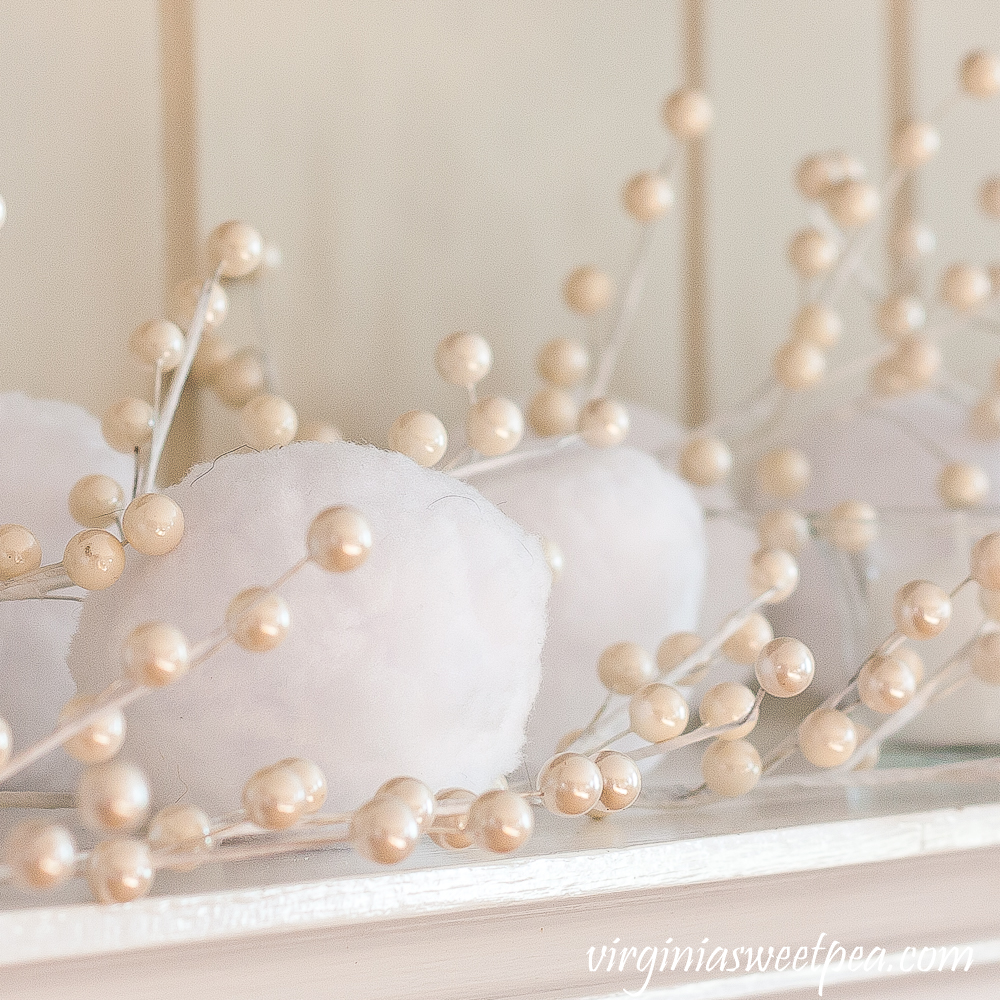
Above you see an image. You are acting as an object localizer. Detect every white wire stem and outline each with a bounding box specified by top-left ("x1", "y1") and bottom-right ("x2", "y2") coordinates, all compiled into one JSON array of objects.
[
  {"x1": 0, "y1": 563, "x2": 74, "y2": 601},
  {"x1": 449, "y1": 434, "x2": 583, "y2": 480},
  {"x1": 143, "y1": 264, "x2": 224, "y2": 493},
  {"x1": 0, "y1": 791, "x2": 75, "y2": 809},
  {"x1": 0, "y1": 559, "x2": 310, "y2": 788},
  {"x1": 629, "y1": 690, "x2": 765, "y2": 762},
  {"x1": 835, "y1": 639, "x2": 979, "y2": 773}
]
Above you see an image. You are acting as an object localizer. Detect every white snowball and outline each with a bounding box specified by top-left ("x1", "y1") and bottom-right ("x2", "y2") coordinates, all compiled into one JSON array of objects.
[
  {"x1": 471, "y1": 443, "x2": 705, "y2": 771},
  {"x1": 69, "y1": 441, "x2": 549, "y2": 813},
  {"x1": 778, "y1": 390, "x2": 1000, "y2": 742},
  {"x1": 627, "y1": 403, "x2": 758, "y2": 633},
  {"x1": 0, "y1": 392, "x2": 132, "y2": 790}
]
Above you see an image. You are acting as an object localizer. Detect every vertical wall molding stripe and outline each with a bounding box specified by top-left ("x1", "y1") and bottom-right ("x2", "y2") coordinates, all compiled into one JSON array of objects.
[
  {"x1": 887, "y1": 0, "x2": 916, "y2": 293},
  {"x1": 681, "y1": 0, "x2": 711, "y2": 428},
  {"x1": 157, "y1": 0, "x2": 201, "y2": 478}
]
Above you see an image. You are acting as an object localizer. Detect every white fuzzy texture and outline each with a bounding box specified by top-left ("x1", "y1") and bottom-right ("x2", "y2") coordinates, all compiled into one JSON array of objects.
[
  {"x1": 472, "y1": 442, "x2": 705, "y2": 771},
  {"x1": 778, "y1": 390, "x2": 1000, "y2": 742},
  {"x1": 0, "y1": 392, "x2": 132, "y2": 790},
  {"x1": 627, "y1": 403, "x2": 758, "y2": 634},
  {"x1": 69, "y1": 441, "x2": 549, "y2": 813}
]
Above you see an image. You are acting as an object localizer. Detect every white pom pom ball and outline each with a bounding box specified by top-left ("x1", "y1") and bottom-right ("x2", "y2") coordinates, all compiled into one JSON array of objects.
[{"x1": 69, "y1": 442, "x2": 549, "y2": 812}]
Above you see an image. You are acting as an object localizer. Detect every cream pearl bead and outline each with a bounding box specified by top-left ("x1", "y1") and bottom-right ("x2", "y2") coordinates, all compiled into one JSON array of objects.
[
  {"x1": 122, "y1": 621, "x2": 190, "y2": 687},
  {"x1": 59, "y1": 695, "x2": 126, "y2": 764},
  {"x1": 628, "y1": 682, "x2": 689, "y2": 743},
  {"x1": 888, "y1": 220, "x2": 936, "y2": 261},
  {"x1": 214, "y1": 348, "x2": 265, "y2": 409},
  {"x1": 971, "y1": 532, "x2": 1000, "y2": 590},
  {"x1": 795, "y1": 154, "x2": 838, "y2": 200},
  {"x1": 578, "y1": 397, "x2": 629, "y2": 448},
  {"x1": 980, "y1": 586, "x2": 1000, "y2": 621},
  {"x1": 678, "y1": 435, "x2": 732, "y2": 487},
  {"x1": 128, "y1": 319, "x2": 186, "y2": 372},
  {"x1": 756, "y1": 447, "x2": 810, "y2": 499},
  {"x1": 825, "y1": 178, "x2": 880, "y2": 228},
  {"x1": 351, "y1": 795, "x2": 421, "y2": 864},
  {"x1": 388, "y1": 410, "x2": 448, "y2": 467},
  {"x1": 69, "y1": 475, "x2": 124, "y2": 529},
  {"x1": 755, "y1": 636, "x2": 815, "y2": 697},
  {"x1": 721, "y1": 612, "x2": 773, "y2": 666},
  {"x1": 206, "y1": 220, "x2": 264, "y2": 279},
  {"x1": 122, "y1": 493, "x2": 185, "y2": 556},
  {"x1": 981, "y1": 177, "x2": 1000, "y2": 218},
  {"x1": 622, "y1": 171, "x2": 675, "y2": 221},
  {"x1": 858, "y1": 654, "x2": 917, "y2": 714},
  {"x1": 827, "y1": 500, "x2": 878, "y2": 553},
  {"x1": 894, "y1": 645, "x2": 925, "y2": 687},
  {"x1": 63, "y1": 529, "x2": 126, "y2": 590},
  {"x1": 593, "y1": 751, "x2": 641, "y2": 811},
  {"x1": 296, "y1": 419, "x2": 343, "y2": 443},
  {"x1": 242, "y1": 764, "x2": 307, "y2": 830},
  {"x1": 540, "y1": 537, "x2": 565, "y2": 580},
  {"x1": 528, "y1": 387, "x2": 578, "y2": 438},
  {"x1": 226, "y1": 587, "x2": 291, "y2": 652},
  {"x1": 890, "y1": 121, "x2": 940, "y2": 169},
  {"x1": 799, "y1": 709, "x2": 857, "y2": 768},
  {"x1": 758, "y1": 508, "x2": 810, "y2": 556},
  {"x1": 748, "y1": 548, "x2": 799, "y2": 603},
  {"x1": 598, "y1": 641, "x2": 658, "y2": 695},
  {"x1": 656, "y1": 631, "x2": 703, "y2": 673},
  {"x1": 101, "y1": 398, "x2": 153, "y2": 454},
  {"x1": 435, "y1": 331, "x2": 492, "y2": 387},
  {"x1": 787, "y1": 228, "x2": 838, "y2": 278},
  {"x1": 702, "y1": 738, "x2": 762, "y2": 796},
  {"x1": 86, "y1": 838, "x2": 154, "y2": 904},
  {"x1": 0, "y1": 717, "x2": 10, "y2": 767},
  {"x1": 3, "y1": 821, "x2": 77, "y2": 890},
  {"x1": 189, "y1": 333, "x2": 235, "y2": 387},
  {"x1": 869, "y1": 356, "x2": 911, "y2": 398},
  {"x1": 892, "y1": 580, "x2": 952, "y2": 639},
  {"x1": 971, "y1": 631, "x2": 1000, "y2": 684},
  {"x1": 940, "y1": 263, "x2": 991, "y2": 312},
  {"x1": 792, "y1": 303, "x2": 842, "y2": 348},
  {"x1": 269, "y1": 758, "x2": 328, "y2": 814},
  {"x1": 377, "y1": 776, "x2": 435, "y2": 833},
  {"x1": 169, "y1": 278, "x2": 228, "y2": 331},
  {"x1": 536, "y1": 752, "x2": 603, "y2": 816},
  {"x1": 875, "y1": 294, "x2": 926, "y2": 340},
  {"x1": 77, "y1": 762, "x2": 150, "y2": 832},
  {"x1": 240, "y1": 394, "x2": 298, "y2": 451},
  {"x1": 466, "y1": 396, "x2": 524, "y2": 456},
  {"x1": 537, "y1": 337, "x2": 590, "y2": 387},
  {"x1": 773, "y1": 339, "x2": 826, "y2": 391},
  {"x1": 0, "y1": 524, "x2": 42, "y2": 580},
  {"x1": 699, "y1": 682, "x2": 757, "y2": 739},
  {"x1": 147, "y1": 803, "x2": 212, "y2": 871},
  {"x1": 466, "y1": 789, "x2": 534, "y2": 854},
  {"x1": 892, "y1": 335, "x2": 941, "y2": 390},
  {"x1": 307, "y1": 505, "x2": 372, "y2": 572},
  {"x1": 428, "y1": 787, "x2": 475, "y2": 850},
  {"x1": 661, "y1": 87, "x2": 713, "y2": 140},
  {"x1": 563, "y1": 266, "x2": 613, "y2": 315},
  {"x1": 960, "y1": 50, "x2": 1000, "y2": 98},
  {"x1": 970, "y1": 394, "x2": 1000, "y2": 441},
  {"x1": 938, "y1": 462, "x2": 990, "y2": 509}
]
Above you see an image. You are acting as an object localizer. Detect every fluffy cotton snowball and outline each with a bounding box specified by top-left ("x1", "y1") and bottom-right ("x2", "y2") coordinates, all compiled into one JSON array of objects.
[
  {"x1": 69, "y1": 441, "x2": 549, "y2": 813},
  {"x1": 776, "y1": 390, "x2": 1000, "y2": 742},
  {"x1": 0, "y1": 392, "x2": 132, "y2": 790},
  {"x1": 472, "y1": 443, "x2": 705, "y2": 771},
  {"x1": 627, "y1": 403, "x2": 758, "y2": 634}
]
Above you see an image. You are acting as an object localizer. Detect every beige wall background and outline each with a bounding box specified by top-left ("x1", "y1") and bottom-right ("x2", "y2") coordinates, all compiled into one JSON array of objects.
[{"x1": 0, "y1": 1, "x2": 997, "y2": 474}]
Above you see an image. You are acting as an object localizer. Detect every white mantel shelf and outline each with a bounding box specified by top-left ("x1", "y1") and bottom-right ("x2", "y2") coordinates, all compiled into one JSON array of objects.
[{"x1": 3, "y1": 780, "x2": 1000, "y2": 999}]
